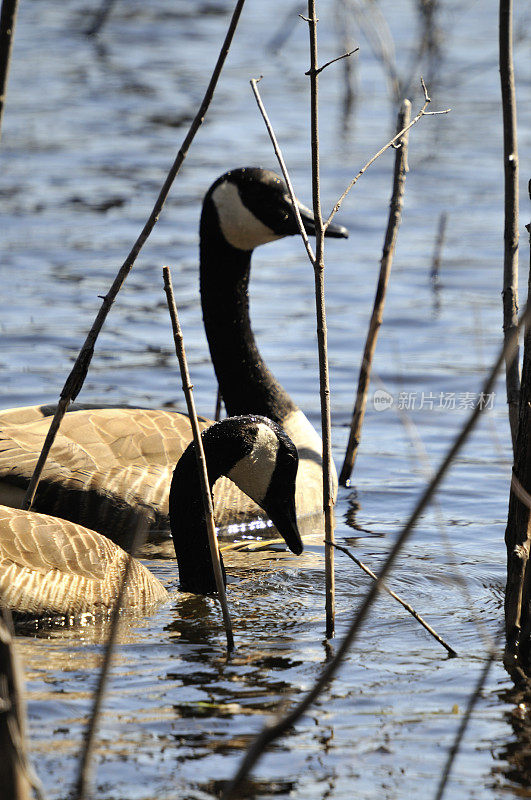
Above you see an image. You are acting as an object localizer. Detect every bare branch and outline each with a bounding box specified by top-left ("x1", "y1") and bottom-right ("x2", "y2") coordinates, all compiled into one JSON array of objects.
[
  {"x1": 324, "y1": 79, "x2": 450, "y2": 230},
  {"x1": 305, "y1": 0, "x2": 336, "y2": 639},
  {"x1": 20, "y1": 0, "x2": 248, "y2": 512}
]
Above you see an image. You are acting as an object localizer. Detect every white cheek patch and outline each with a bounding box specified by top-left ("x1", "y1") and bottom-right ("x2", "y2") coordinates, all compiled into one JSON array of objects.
[
  {"x1": 211, "y1": 182, "x2": 283, "y2": 251},
  {"x1": 227, "y1": 423, "x2": 279, "y2": 505}
]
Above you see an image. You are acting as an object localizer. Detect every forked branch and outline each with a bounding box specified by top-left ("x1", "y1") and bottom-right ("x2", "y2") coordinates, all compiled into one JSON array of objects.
[{"x1": 325, "y1": 77, "x2": 450, "y2": 229}]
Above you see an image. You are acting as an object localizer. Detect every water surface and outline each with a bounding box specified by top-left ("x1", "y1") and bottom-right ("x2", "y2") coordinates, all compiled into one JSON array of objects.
[{"x1": 2, "y1": 0, "x2": 531, "y2": 797}]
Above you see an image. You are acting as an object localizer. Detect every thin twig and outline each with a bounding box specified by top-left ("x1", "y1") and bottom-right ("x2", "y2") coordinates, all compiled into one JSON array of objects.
[
  {"x1": 305, "y1": 47, "x2": 359, "y2": 76},
  {"x1": 0, "y1": 0, "x2": 19, "y2": 139},
  {"x1": 163, "y1": 267, "x2": 234, "y2": 651},
  {"x1": 338, "y1": 99, "x2": 411, "y2": 486},
  {"x1": 328, "y1": 541, "x2": 457, "y2": 657},
  {"x1": 73, "y1": 517, "x2": 149, "y2": 800},
  {"x1": 325, "y1": 77, "x2": 450, "y2": 229},
  {"x1": 21, "y1": 0, "x2": 248, "y2": 514},
  {"x1": 220, "y1": 304, "x2": 528, "y2": 800},
  {"x1": 499, "y1": 0, "x2": 520, "y2": 452},
  {"x1": 250, "y1": 78, "x2": 315, "y2": 264},
  {"x1": 306, "y1": 0, "x2": 336, "y2": 639}
]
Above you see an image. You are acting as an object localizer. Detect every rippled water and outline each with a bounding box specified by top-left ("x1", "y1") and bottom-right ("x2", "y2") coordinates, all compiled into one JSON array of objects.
[{"x1": 2, "y1": 0, "x2": 531, "y2": 797}]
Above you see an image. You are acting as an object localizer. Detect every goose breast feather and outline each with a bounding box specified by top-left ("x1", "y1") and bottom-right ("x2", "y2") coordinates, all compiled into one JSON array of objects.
[{"x1": 0, "y1": 505, "x2": 168, "y2": 618}]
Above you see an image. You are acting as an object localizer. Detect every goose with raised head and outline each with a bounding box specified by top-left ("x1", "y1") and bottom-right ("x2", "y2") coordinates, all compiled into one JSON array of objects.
[
  {"x1": 0, "y1": 168, "x2": 348, "y2": 547},
  {"x1": 0, "y1": 416, "x2": 302, "y2": 619}
]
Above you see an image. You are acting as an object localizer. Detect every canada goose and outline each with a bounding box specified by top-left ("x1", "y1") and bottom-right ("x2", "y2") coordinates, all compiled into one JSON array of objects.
[
  {"x1": 0, "y1": 416, "x2": 302, "y2": 618},
  {"x1": 0, "y1": 168, "x2": 348, "y2": 546}
]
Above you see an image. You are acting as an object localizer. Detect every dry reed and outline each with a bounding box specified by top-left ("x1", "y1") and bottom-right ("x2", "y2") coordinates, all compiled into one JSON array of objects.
[{"x1": 162, "y1": 266, "x2": 234, "y2": 652}]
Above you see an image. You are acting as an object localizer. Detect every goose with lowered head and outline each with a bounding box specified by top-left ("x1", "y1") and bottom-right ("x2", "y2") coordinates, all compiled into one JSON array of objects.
[
  {"x1": 0, "y1": 416, "x2": 302, "y2": 619},
  {"x1": 0, "y1": 168, "x2": 348, "y2": 547}
]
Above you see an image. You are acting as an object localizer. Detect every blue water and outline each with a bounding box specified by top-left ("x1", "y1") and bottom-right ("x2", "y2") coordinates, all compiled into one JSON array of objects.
[{"x1": 2, "y1": 0, "x2": 531, "y2": 797}]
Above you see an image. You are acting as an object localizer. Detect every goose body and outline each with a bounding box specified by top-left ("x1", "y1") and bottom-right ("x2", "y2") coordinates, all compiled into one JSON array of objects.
[
  {"x1": 0, "y1": 168, "x2": 347, "y2": 545},
  {"x1": 0, "y1": 416, "x2": 302, "y2": 619}
]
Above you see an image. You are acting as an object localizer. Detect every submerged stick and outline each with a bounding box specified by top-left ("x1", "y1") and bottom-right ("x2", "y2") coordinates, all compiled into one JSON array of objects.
[
  {"x1": 339, "y1": 99, "x2": 411, "y2": 486},
  {"x1": 328, "y1": 540, "x2": 457, "y2": 657},
  {"x1": 499, "y1": 0, "x2": 520, "y2": 453},
  {"x1": 163, "y1": 267, "x2": 234, "y2": 652},
  {"x1": 431, "y1": 210, "x2": 448, "y2": 289},
  {"x1": 221, "y1": 305, "x2": 529, "y2": 800},
  {"x1": 0, "y1": 0, "x2": 18, "y2": 139},
  {"x1": 73, "y1": 517, "x2": 149, "y2": 800},
  {"x1": 21, "y1": 0, "x2": 248, "y2": 513}
]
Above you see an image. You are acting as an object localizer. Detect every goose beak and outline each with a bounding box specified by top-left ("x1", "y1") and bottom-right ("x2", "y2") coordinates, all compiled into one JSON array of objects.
[
  {"x1": 295, "y1": 200, "x2": 349, "y2": 239},
  {"x1": 262, "y1": 494, "x2": 303, "y2": 556}
]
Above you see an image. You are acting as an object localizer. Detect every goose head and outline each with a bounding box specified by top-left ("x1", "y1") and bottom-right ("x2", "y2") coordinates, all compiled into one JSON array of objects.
[
  {"x1": 199, "y1": 168, "x2": 349, "y2": 429},
  {"x1": 169, "y1": 415, "x2": 302, "y2": 594},
  {"x1": 202, "y1": 166, "x2": 349, "y2": 252}
]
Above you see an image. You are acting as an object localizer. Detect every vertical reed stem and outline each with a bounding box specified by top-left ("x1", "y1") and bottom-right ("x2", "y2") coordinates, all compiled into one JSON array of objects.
[
  {"x1": 504, "y1": 183, "x2": 531, "y2": 670},
  {"x1": 339, "y1": 99, "x2": 411, "y2": 485},
  {"x1": 0, "y1": 0, "x2": 18, "y2": 139},
  {"x1": 0, "y1": 609, "x2": 30, "y2": 800},
  {"x1": 307, "y1": 0, "x2": 335, "y2": 638},
  {"x1": 499, "y1": 0, "x2": 520, "y2": 452},
  {"x1": 163, "y1": 267, "x2": 234, "y2": 652}
]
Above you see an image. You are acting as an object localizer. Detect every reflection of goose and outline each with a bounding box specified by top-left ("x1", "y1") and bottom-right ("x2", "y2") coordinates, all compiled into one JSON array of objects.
[
  {"x1": 0, "y1": 168, "x2": 348, "y2": 545},
  {"x1": 0, "y1": 416, "x2": 302, "y2": 618}
]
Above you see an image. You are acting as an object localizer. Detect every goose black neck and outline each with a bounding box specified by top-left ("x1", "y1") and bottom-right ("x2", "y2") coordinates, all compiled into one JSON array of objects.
[
  {"x1": 200, "y1": 198, "x2": 296, "y2": 426},
  {"x1": 169, "y1": 442, "x2": 227, "y2": 595}
]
